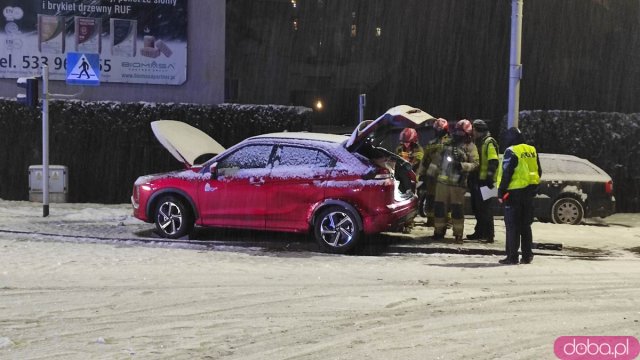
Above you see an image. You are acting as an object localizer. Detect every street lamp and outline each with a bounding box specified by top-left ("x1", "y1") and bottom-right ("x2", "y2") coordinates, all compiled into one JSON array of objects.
[{"x1": 507, "y1": 0, "x2": 523, "y2": 129}]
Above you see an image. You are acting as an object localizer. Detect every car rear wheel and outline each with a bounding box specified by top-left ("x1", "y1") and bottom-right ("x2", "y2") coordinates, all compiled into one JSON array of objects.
[
  {"x1": 551, "y1": 197, "x2": 584, "y2": 225},
  {"x1": 154, "y1": 195, "x2": 194, "y2": 238},
  {"x1": 417, "y1": 193, "x2": 429, "y2": 218},
  {"x1": 314, "y1": 206, "x2": 362, "y2": 254}
]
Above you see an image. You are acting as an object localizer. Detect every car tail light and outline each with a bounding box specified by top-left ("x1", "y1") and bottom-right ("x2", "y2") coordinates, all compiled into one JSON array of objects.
[
  {"x1": 362, "y1": 167, "x2": 392, "y2": 180},
  {"x1": 605, "y1": 180, "x2": 614, "y2": 195},
  {"x1": 133, "y1": 185, "x2": 140, "y2": 203}
]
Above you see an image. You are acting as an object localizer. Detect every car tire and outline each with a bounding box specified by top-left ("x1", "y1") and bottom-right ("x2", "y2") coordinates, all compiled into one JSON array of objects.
[
  {"x1": 551, "y1": 197, "x2": 584, "y2": 225},
  {"x1": 418, "y1": 194, "x2": 429, "y2": 218},
  {"x1": 314, "y1": 206, "x2": 362, "y2": 254},
  {"x1": 154, "y1": 195, "x2": 194, "y2": 238}
]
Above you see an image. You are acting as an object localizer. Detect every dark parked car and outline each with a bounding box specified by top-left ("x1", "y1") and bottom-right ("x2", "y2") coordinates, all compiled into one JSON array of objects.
[
  {"x1": 132, "y1": 105, "x2": 433, "y2": 253},
  {"x1": 455, "y1": 153, "x2": 615, "y2": 224},
  {"x1": 532, "y1": 153, "x2": 615, "y2": 224}
]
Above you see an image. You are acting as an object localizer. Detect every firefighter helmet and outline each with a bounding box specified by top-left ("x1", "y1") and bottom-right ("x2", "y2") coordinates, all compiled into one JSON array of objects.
[
  {"x1": 455, "y1": 119, "x2": 473, "y2": 137},
  {"x1": 433, "y1": 118, "x2": 449, "y2": 133},
  {"x1": 399, "y1": 128, "x2": 418, "y2": 144}
]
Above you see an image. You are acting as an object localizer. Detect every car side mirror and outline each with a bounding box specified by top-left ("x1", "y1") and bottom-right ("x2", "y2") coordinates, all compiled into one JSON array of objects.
[{"x1": 209, "y1": 162, "x2": 219, "y2": 180}]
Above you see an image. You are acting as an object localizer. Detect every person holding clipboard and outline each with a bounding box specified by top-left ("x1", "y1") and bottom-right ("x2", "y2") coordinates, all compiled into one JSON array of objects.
[{"x1": 467, "y1": 120, "x2": 499, "y2": 243}]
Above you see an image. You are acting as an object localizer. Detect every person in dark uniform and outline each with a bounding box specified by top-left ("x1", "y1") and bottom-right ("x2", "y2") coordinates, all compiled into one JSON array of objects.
[
  {"x1": 467, "y1": 119, "x2": 499, "y2": 243},
  {"x1": 496, "y1": 127, "x2": 542, "y2": 265}
]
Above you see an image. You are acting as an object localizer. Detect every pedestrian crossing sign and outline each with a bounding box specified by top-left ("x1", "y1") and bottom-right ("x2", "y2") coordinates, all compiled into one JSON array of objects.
[{"x1": 66, "y1": 52, "x2": 100, "y2": 86}]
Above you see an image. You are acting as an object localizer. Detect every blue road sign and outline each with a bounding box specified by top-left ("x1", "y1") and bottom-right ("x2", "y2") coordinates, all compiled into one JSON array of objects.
[{"x1": 66, "y1": 52, "x2": 100, "y2": 86}]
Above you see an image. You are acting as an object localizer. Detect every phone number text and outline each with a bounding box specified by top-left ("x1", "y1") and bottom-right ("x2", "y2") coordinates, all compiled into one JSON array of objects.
[{"x1": 0, "y1": 54, "x2": 111, "y2": 72}]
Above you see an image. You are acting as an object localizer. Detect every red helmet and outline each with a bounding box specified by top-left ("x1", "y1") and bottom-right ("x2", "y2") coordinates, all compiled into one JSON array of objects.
[
  {"x1": 454, "y1": 119, "x2": 473, "y2": 137},
  {"x1": 399, "y1": 128, "x2": 418, "y2": 143},
  {"x1": 433, "y1": 118, "x2": 449, "y2": 133}
]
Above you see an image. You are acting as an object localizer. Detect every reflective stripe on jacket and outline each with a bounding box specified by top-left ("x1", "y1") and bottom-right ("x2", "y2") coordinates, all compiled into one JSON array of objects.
[{"x1": 436, "y1": 141, "x2": 479, "y2": 187}]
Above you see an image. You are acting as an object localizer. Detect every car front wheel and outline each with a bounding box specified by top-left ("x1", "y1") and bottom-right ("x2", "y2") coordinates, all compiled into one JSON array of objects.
[
  {"x1": 154, "y1": 195, "x2": 194, "y2": 238},
  {"x1": 551, "y1": 197, "x2": 584, "y2": 225},
  {"x1": 314, "y1": 206, "x2": 362, "y2": 254}
]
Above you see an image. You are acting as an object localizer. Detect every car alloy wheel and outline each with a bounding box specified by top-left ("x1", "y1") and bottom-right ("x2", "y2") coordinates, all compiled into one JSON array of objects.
[
  {"x1": 154, "y1": 195, "x2": 194, "y2": 238},
  {"x1": 551, "y1": 197, "x2": 584, "y2": 225},
  {"x1": 314, "y1": 206, "x2": 361, "y2": 254}
]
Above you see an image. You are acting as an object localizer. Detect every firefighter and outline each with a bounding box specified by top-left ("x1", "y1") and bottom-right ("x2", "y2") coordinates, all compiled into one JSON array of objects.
[
  {"x1": 431, "y1": 119, "x2": 479, "y2": 243},
  {"x1": 467, "y1": 119, "x2": 499, "y2": 243},
  {"x1": 395, "y1": 128, "x2": 423, "y2": 233},
  {"x1": 396, "y1": 128, "x2": 423, "y2": 173},
  {"x1": 496, "y1": 127, "x2": 542, "y2": 265},
  {"x1": 418, "y1": 118, "x2": 449, "y2": 227}
]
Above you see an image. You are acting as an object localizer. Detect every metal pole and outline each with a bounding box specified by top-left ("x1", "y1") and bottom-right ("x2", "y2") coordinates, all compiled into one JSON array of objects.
[
  {"x1": 507, "y1": 0, "x2": 523, "y2": 129},
  {"x1": 42, "y1": 65, "x2": 49, "y2": 217},
  {"x1": 358, "y1": 93, "x2": 366, "y2": 123}
]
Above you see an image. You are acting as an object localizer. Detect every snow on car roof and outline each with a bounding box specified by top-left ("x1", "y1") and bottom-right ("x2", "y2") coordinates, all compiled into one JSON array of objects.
[
  {"x1": 251, "y1": 132, "x2": 349, "y2": 144},
  {"x1": 538, "y1": 153, "x2": 611, "y2": 182}
]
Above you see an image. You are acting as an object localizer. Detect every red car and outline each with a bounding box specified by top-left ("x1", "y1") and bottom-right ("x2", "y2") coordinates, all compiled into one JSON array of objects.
[{"x1": 131, "y1": 105, "x2": 432, "y2": 253}]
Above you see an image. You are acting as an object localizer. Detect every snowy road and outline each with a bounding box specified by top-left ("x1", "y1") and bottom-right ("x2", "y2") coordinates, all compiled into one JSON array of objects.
[{"x1": 0, "y1": 200, "x2": 639, "y2": 359}]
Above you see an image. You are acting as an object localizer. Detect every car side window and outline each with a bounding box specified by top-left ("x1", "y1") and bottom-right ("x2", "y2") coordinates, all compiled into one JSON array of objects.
[
  {"x1": 539, "y1": 158, "x2": 560, "y2": 173},
  {"x1": 272, "y1": 145, "x2": 334, "y2": 168},
  {"x1": 564, "y1": 160, "x2": 599, "y2": 175},
  {"x1": 540, "y1": 157, "x2": 600, "y2": 176},
  {"x1": 217, "y1": 145, "x2": 273, "y2": 177}
]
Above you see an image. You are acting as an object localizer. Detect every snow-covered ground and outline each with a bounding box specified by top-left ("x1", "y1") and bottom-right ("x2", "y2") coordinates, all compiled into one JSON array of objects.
[{"x1": 0, "y1": 200, "x2": 639, "y2": 359}]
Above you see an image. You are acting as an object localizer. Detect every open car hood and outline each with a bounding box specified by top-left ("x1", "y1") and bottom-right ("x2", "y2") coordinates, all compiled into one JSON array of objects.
[
  {"x1": 151, "y1": 120, "x2": 226, "y2": 167},
  {"x1": 346, "y1": 105, "x2": 435, "y2": 151}
]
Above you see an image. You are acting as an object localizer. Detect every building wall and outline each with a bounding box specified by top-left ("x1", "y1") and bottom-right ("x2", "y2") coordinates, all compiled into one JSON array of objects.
[
  {"x1": 227, "y1": 0, "x2": 640, "y2": 125},
  {"x1": 0, "y1": 0, "x2": 225, "y2": 105}
]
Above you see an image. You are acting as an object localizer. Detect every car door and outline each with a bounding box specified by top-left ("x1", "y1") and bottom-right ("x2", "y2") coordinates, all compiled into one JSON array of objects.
[
  {"x1": 264, "y1": 144, "x2": 334, "y2": 231},
  {"x1": 199, "y1": 144, "x2": 274, "y2": 229}
]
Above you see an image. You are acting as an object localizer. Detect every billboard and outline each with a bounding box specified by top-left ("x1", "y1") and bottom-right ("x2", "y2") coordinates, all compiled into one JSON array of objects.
[{"x1": 0, "y1": 0, "x2": 187, "y2": 85}]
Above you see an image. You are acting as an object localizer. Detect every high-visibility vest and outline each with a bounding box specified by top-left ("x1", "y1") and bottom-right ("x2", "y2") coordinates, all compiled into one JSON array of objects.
[
  {"x1": 478, "y1": 136, "x2": 499, "y2": 181},
  {"x1": 496, "y1": 144, "x2": 540, "y2": 190}
]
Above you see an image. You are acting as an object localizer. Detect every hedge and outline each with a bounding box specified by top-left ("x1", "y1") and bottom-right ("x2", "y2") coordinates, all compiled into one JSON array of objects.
[
  {"x1": 0, "y1": 100, "x2": 312, "y2": 204},
  {"x1": 1, "y1": 101, "x2": 638, "y2": 212},
  {"x1": 501, "y1": 110, "x2": 640, "y2": 212}
]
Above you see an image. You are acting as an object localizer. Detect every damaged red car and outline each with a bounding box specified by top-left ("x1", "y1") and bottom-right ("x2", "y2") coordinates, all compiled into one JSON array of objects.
[{"x1": 131, "y1": 105, "x2": 432, "y2": 253}]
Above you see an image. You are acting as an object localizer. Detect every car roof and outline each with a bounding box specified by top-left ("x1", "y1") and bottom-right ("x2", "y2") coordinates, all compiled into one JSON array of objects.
[
  {"x1": 538, "y1": 153, "x2": 611, "y2": 181},
  {"x1": 539, "y1": 153, "x2": 585, "y2": 161},
  {"x1": 250, "y1": 132, "x2": 349, "y2": 144}
]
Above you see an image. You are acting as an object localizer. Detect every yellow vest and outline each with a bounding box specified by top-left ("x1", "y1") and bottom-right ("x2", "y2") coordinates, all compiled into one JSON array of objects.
[
  {"x1": 496, "y1": 144, "x2": 540, "y2": 190},
  {"x1": 478, "y1": 136, "x2": 499, "y2": 181}
]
